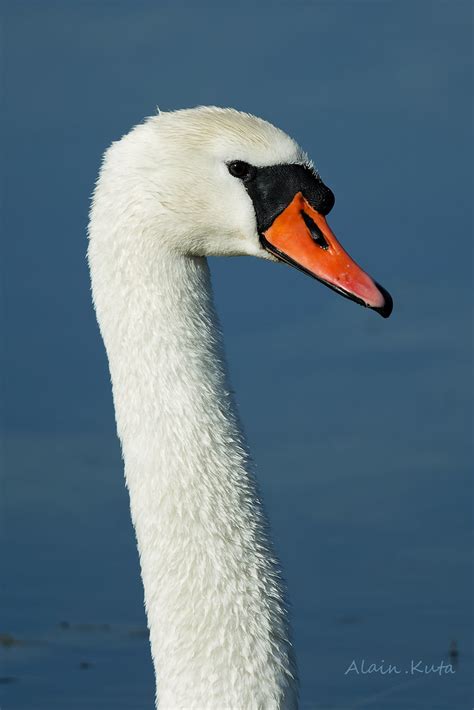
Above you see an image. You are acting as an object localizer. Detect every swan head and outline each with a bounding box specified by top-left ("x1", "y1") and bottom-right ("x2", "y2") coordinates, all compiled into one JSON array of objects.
[{"x1": 99, "y1": 106, "x2": 392, "y2": 317}]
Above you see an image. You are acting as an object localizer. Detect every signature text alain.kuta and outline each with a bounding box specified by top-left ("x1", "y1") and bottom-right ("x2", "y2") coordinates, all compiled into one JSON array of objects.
[{"x1": 344, "y1": 659, "x2": 455, "y2": 677}]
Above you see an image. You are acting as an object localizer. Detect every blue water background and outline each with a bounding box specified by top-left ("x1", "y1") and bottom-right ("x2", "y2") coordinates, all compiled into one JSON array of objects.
[{"x1": 1, "y1": 1, "x2": 472, "y2": 708}]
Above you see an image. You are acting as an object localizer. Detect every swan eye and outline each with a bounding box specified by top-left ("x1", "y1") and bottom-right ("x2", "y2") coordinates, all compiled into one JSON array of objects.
[{"x1": 227, "y1": 160, "x2": 253, "y2": 179}]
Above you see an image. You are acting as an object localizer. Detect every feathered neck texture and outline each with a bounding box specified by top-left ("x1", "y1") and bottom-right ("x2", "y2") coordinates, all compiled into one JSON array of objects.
[{"x1": 88, "y1": 166, "x2": 298, "y2": 708}]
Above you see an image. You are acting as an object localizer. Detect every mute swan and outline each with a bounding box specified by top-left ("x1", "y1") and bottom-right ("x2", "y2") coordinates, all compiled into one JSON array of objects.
[{"x1": 88, "y1": 106, "x2": 392, "y2": 710}]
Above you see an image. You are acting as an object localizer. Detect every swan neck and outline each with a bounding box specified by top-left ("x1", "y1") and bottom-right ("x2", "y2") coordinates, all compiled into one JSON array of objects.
[{"x1": 88, "y1": 229, "x2": 298, "y2": 708}]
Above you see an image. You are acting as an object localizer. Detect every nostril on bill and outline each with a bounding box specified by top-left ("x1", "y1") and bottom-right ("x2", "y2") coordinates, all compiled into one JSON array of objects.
[{"x1": 301, "y1": 211, "x2": 329, "y2": 250}]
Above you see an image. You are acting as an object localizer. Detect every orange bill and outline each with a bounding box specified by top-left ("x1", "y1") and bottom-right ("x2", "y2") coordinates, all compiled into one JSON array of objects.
[{"x1": 261, "y1": 192, "x2": 392, "y2": 318}]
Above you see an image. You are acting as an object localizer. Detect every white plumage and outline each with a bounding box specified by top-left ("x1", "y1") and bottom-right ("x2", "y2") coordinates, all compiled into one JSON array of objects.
[{"x1": 87, "y1": 106, "x2": 348, "y2": 709}]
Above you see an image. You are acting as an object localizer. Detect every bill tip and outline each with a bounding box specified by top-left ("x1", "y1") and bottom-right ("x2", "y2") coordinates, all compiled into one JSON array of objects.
[{"x1": 373, "y1": 283, "x2": 393, "y2": 318}]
